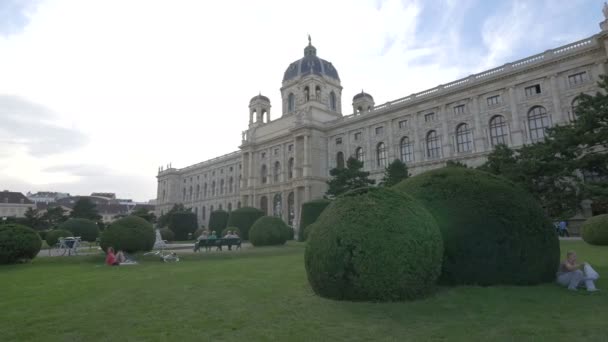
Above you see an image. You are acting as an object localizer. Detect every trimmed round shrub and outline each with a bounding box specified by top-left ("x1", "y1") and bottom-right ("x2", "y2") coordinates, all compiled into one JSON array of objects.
[
  {"x1": 305, "y1": 188, "x2": 443, "y2": 301},
  {"x1": 58, "y1": 218, "x2": 99, "y2": 242},
  {"x1": 394, "y1": 167, "x2": 560, "y2": 286},
  {"x1": 299, "y1": 199, "x2": 331, "y2": 241},
  {"x1": 45, "y1": 229, "x2": 73, "y2": 247},
  {"x1": 159, "y1": 227, "x2": 175, "y2": 242},
  {"x1": 0, "y1": 224, "x2": 42, "y2": 264},
  {"x1": 249, "y1": 216, "x2": 289, "y2": 246},
  {"x1": 209, "y1": 210, "x2": 229, "y2": 232},
  {"x1": 581, "y1": 214, "x2": 608, "y2": 245},
  {"x1": 100, "y1": 216, "x2": 155, "y2": 253},
  {"x1": 226, "y1": 207, "x2": 264, "y2": 240},
  {"x1": 169, "y1": 212, "x2": 198, "y2": 240},
  {"x1": 221, "y1": 226, "x2": 241, "y2": 237}
]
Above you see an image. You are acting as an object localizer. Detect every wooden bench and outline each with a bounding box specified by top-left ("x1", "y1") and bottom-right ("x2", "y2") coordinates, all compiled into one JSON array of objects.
[{"x1": 195, "y1": 238, "x2": 241, "y2": 252}]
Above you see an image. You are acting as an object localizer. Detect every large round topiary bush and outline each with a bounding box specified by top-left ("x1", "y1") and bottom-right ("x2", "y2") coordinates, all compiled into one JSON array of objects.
[
  {"x1": 45, "y1": 229, "x2": 73, "y2": 247},
  {"x1": 0, "y1": 224, "x2": 42, "y2": 264},
  {"x1": 169, "y1": 212, "x2": 198, "y2": 240},
  {"x1": 159, "y1": 227, "x2": 175, "y2": 242},
  {"x1": 100, "y1": 216, "x2": 155, "y2": 253},
  {"x1": 226, "y1": 207, "x2": 264, "y2": 240},
  {"x1": 249, "y1": 216, "x2": 289, "y2": 246},
  {"x1": 299, "y1": 199, "x2": 331, "y2": 241},
  {"x1": 58, "y1": 218, "x2": 99, "y2": 242},
  {"x1": 581, "y1": 214, "x2": 608, "y2": 245},
  {"x1": 394, "y1": 167, "x2": 560, "y2": 286},
  {"x1": 305, "y1": 188, "x2": 443, "y2": 301},
  {"x1": 209, "y1": 210, "x2": 229, "y2": 232}
]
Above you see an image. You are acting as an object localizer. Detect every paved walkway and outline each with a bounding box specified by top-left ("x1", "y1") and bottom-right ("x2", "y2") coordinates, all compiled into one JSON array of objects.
[{"x1": 38, "y1": 242, "x2": 253, "y2": 257}]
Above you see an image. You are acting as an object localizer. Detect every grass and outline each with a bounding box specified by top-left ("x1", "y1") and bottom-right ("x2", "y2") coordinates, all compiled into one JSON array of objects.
[{"x1": 1, "y1": 240, "x2": 607, "y2": 342}]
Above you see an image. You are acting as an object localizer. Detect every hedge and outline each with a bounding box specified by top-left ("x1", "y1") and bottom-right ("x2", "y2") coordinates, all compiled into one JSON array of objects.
[
  {"x1": 226, "y1": 207, "x2": 264, "y2": 240},
  {"x1": 249, "y1": 216, "x2": 289, "y2": 246},
  {"x1": 209, "y1": 210, "x2": 229, "y2": 232},
  {"x1": 45, "y1": 229, "x2": 73, "y2": 247},
  {"x1": 581, "y1": 214, "x2": 608, "y2": 245},
  {"x1": 394, "y1": 167, "x2": 560, "y2": 286},
  {"x1": 299, "y1": 199, "x2": 331, "y2": 241},
  {"x1": 0, "y1": 224, "x2": 42, "y2": 264},
  {"x1": 58, "y1": 218, "x2": 99, "y2": 242},
  {"x1": 305, "y1": 187, "x2": 443, "y2": 301},
  {"x1": 100, "y1": 216, "x2": 155, "y2": 253},
  {"x1": 169, "y1": 212, "x2": 198, "y2": 240},
  {"x1": 159, "y1": 227, "x2": 175, "y2": 242}
]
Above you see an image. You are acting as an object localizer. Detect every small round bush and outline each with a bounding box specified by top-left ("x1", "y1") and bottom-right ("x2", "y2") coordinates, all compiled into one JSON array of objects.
[
  {"x1": 100, "y1": 216, "x2": 155, "y2": 253},
  {"x1": 159, "y1": 227, "x2": 175, "y2": 242},
  {"x1": 0, "y1": 224, "x2": 42, "y2": 264},
  {"x1": 249, "y1": 216, "x2": 289, "y2": 246},
  {"x1": 227, "y1": 207, "x2": 264, "y2": 240},
  {"x1": 58, "y1": 218, "x2": 99, "y2": 242},
  {"x1": 394, "y1": 167, "x2": 560, "y2": 286},
  {"x1": 299, "y1": 199, "x2": 331, "y2": 241},
  {"x1": 581, "y1": 214, "x2": 608, "y2": 245},
  {"x1": 45, "y1": 229, "x2": 73, "y2": 247},
  {"x1": 169, "y1": 212, "x2": 198, "y2": 240},
  {"x1": 221, "y1": 226, "x2": 241, "y2": 237},
  {"x1": 209, "y1": 210, "x2": 229, "y2": 232},
  {"x1": 305, "y1": 188, "x2": 443, "y2": 301}
]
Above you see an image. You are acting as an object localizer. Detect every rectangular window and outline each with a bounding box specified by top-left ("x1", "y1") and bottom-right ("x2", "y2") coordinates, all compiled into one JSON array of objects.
[
  {"x1": 524, "y1": 84, "x2": 541, "y2": 97},
  {"x1": 453, "y1": 105, "x2": 465, "y2": 115},
  {"x1": 354, "y1": 132, "x2": 362, "y2": 141},
  {"x1": 568, "y1": 72, "x2": 587, "y2": 86},
  {"x1": 487, "y1": 95, "x2": 500, "y2": 106},
  {"x1": 424, "y1": 113, "x2": 435, "y2": 123},
  {"x1": 274, "y1": 148, "x2": 279, "y2": 155},
  {"x1": 288, "y1": 144, "x2": 293, "y2": 152},
  {"x1": 375, "y1": 126, "x2": 384, "y2": 135},
  {"x1": 335, "y1": 137, "x2": 342, "y2": 145},
  {"x1": 261, "y1": 152, "x2": 266, "y2": 159},
  {"x1": 398, "y1": 120, "x2": 407, "y2": 129}
]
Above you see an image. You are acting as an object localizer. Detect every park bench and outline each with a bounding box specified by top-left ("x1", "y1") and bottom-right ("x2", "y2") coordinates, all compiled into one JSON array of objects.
[{"x1": 195, "y1": 238, "x2": 241, "y2": 252}]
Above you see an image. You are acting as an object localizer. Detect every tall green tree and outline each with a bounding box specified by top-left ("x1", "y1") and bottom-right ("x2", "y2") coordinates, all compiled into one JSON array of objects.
[
  {"x1": 41, "y1": 206, "x2": 68, "y2": 228},
  {"x1": 380, "y1": 159, "x2": 409, "y2": 187},
  {"x1": 157, "y1": 203, "x2": 188, "y2": 228},
  {"x1": 70, "y1": 198, "x2": 101, "y2": 221},
  {"x1": 132, "y1": 207, "x2": 157, "y2": 223},
  {"x1": 326, "y1": 157, "x2": 375, "y2": 197}
]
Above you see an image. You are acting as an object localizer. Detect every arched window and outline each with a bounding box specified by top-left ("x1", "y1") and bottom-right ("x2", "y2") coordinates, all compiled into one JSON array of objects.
[
  {"x1": 400, "y1": 137, "x2": 413, "y2": 163},
  {"x1": 182, "y1": 188, "x2": 186, "y2": 201},
  {"x1": 210, "y1": 205, "x2": 214, "y2": 213},
  {"x1": 357, "y1": 106, "x2": 363, "y2": 114},
  {"x1": 261, "y1": 165, "x2": 268, "y2": 184},
  {"x1": 228, "y1": 202, "x2": 232, "y2": 212},
  {"x1": 189, "y1": 186, "x2": 193, "y2": 200},
  {"x1": 569, "y1": 97, "x2": 582, "y2": 121},
  {"x1": 288, "y1": 158, "x2": 294, "y2": 179},
  {"x1": 228, "y1": 177, "x2": 234, "y2": 193},
  {"x1": 330, "y1": 92, "x2": 337, "y2": 111},
  {"x1": 355, "y1": 147, "x2": 364, "y2": 164},
  {"x1": 220, "y1": 179, "x2": 225, "y2": 194},
  {"x1": 202, "y1": 206, "x2": 206, "y2": 220},
  {"x1": 376, "y1": 142, "x2": 387, "y2": 167},
  {"x1": 195, "y1": 184, "x2": 200, "y2": 200},
  {"x1": 455, "y1": 123, "x2": 473, "y2": 153},
  {"x1": 203, "y1": 183, "x2": 208, "y2": 198},
  {"x1": 489, "y1": 115, "x2": 508, "y2": 146},
  {"x1": 304, "y1": 86, "x2": 310, "y2": 102},
  {"x1": 237, "y1": 201, "x2": 241, "y2": 209},
  {"x1": 262, "y1": 110, "x2": 268, "y2": 123},
  {"x1": 194, "y1": 207, "x2": 198, "y2": 215},
  {"x1": 162, "y1": 189, "x2": 166, "y2": 201},
  {"x1": 336, "y1": 151, "x2": 345, "y2": 169},
  {"x1": 528, "y1": 106, "x2": 550, "y2": 142},
  {"x1": 426, "y1": 130, "x2": 441, "y2": 159},
  {"x1": 211, "y1": 181, "x2": 216, "y2": 196},
  {"x1": 273, "y1": 193, "x2": 282, "y2": 217},
  {"x1": 274, "y1": 161, "x2": 281, "y2": 182},
  {"x1": 288, "y1": 93, "x2": 295, "y2": 112},
  {"x1": 251, "y1": 109, "x2": 257, "y2": 123},
  {"x1": 288, "y1": 192, "x2": 295, "y2": 226},
  {"x1": 260, "y1": 196, "x2": 268, "y2": 215},
  {"x1": 315, "y1": 85, "x2": 321, "y2": 100}
]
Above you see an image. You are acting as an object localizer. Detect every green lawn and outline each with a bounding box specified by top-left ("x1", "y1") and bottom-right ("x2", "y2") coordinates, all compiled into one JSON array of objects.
[{"x1": 1, "y1": 240, "x2": 607, "y2": 342}]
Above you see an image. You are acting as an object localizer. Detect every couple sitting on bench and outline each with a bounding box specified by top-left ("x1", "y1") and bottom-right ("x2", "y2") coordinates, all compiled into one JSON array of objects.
[{"x1": 194, "y1": 229, "x2": 241, "y2": 252}]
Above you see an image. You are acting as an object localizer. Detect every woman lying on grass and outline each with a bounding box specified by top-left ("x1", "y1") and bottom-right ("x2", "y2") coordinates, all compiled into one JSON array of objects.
[
  {"x1": 556, "y1": 250, "x2": 599, "y2": 292},
  {"x1": 105, "y1": 247, "x2": 137, "y2": 266}
]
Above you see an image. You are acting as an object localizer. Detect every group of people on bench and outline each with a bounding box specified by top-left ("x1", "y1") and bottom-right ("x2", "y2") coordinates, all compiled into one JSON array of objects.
[{"x1": 194, "y1": 229, "x2": 240, "y2": 252}]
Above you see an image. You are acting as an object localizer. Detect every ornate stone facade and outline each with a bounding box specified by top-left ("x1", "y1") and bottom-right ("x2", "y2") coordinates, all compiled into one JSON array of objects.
[{"x1": 157, "y1": 16, "x2": 608, "y2": 233}]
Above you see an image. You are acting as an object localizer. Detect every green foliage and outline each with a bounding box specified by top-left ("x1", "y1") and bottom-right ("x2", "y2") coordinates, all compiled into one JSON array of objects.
[
  {"x1": 23, "y1": 208, "x2": 49, "y2": 230},
  {"x1": 326, "y1": 156, "x2": 375, "y2": 197},
  {"x1": 283, "y1": 225, "x2": 294, "y2": 241},
  {"x1": 0, "y1": 224, "x2": 42, "y2": 264},
  {"x1": 157, "y1": 203, "x2": 188, "y2": 228},
  {"x1": 100, "y1": 216, "x2": 155, "y2": 253},
  {"x1": 41, "y1": 206, "x2": 68, "y2": 229},
  {"x1": 169, "y1": 212, "x2": 198, "y2": 240},
  {"x1": 581, "y1": 214, "x2": 608, "y2": 245},
  {"x1": 131, "y1": 208, "x2": 156, "y2": 223},
  {"x1": 445, "y1": 160, "x2": 468, "y2": 168},
  {"x1": 380, "y1": 159, "x2": 409, "y2": 187},
  {"x1": 305, "y1": 187, "x2": 443, "y2": 301},
  {"x1": 249, "y1": 216, "x2": 289, "y2": 247},
  {"x1": 37, "y1": 230, "x2": 48, "y2": 241},
  {"x1": 45, "y1": 229, "x2": 73, "y2": 247},
  {"x1": 394, "y1": 167, "x2": 560, "y2": 286},
  {"x1": 58, "y1": 218, "x2": 99, "y2": 242},
  {"x1": 70, "y1": 198, "x2": 102, "y2": 221},
  {"x1": 298, "y1": 199, "x2": 331, "y2": 241},
  {"x1": 159, "y1": 227, "x2": 175, "y2": 242},
  {"x1": 221, "y1": 226, "x2": 241, "y2": 237},
  {"x1": 226, "y1": 207, "x2": 264, "y2": 240},
  {"x1": 209, "y1": 210, "x2": 229, "y2": 232}
]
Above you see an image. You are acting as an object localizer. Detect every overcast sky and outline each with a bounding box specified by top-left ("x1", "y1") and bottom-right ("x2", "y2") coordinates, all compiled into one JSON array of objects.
[{"x1": 0, "y1": 0, "x2": 603, "y2": 202}]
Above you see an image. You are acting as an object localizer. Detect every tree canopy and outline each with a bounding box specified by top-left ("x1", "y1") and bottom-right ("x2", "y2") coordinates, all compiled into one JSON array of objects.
[
  {"x1": 70, "y1": 198, "x2": 102, "y2": 221},
  {"x1": 380, "y1": 159, "x2": 409, "y2": 187},
  {"x1": 326, "y1": 157, "x2": 375, "y2": 197}
]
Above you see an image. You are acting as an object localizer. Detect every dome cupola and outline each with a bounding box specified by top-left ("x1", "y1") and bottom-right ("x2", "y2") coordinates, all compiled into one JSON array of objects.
[{"x1": 282, "y1": 36, "x2": 340, "y2": 83}]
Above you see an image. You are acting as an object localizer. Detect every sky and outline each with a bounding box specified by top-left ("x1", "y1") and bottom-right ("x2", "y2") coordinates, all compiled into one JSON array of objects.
[{"x1": 0, "y1": 0, "x2": 604, "y2": 202}]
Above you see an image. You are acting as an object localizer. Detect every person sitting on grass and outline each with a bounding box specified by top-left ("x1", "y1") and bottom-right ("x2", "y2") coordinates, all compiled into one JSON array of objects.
[
  {"x1": 105, "y1": 247, "x2": 126, "y2": 266},
  {"x1": 556, "y1": 250, "x2": 598, "y2": 292}
]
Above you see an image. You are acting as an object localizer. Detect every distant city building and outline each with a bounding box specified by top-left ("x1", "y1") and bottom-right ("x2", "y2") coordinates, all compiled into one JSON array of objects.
[
  {"x1": 1, "y1": 190, "x2": 35, "y2": 218},
  {"x1": 26, "y1": 191, "x2": 70, "y2": 203},
  {"x1": 90, "y1": 192, "x2": 116, "y2": 200}
]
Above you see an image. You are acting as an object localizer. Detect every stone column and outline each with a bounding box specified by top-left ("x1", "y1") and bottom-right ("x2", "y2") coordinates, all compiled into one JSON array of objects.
[
  {"x1": 303, "y1": 135, "x2": 309, "y2": 177},
  {"x1": 281, "y1": 190, "x2": 288, "y2": 223},
  {"x1": 470, "y1": 96, "x2": 487, "y2": 152},
  {"x1": 506, "y1": 87, "x2": 523, "y2": 146},
  {"x1": 248, "y1": 152, "x2": 253, "y2": 188},
  {"x1": 550, "y1": 75, "x2": 566, "y2": 124}
]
